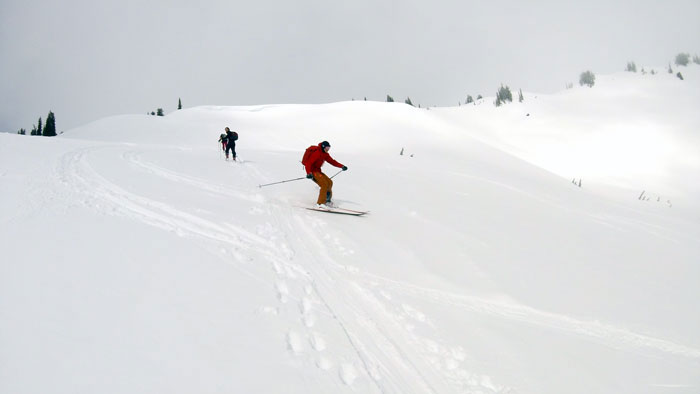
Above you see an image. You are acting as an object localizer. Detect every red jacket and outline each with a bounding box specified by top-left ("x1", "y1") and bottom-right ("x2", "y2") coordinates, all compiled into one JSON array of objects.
[{"x1": 304, "y1": 144, "x2": 344, "y2": 174}]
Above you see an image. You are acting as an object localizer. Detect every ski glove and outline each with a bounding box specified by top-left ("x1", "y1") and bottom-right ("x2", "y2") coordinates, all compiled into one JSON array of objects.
[
  {"x1": 342, "y1": 166, "x2": 348, "y2": 171},
  {"x1": 306, "y1": 173, "x2": 313, "y2": 179}
]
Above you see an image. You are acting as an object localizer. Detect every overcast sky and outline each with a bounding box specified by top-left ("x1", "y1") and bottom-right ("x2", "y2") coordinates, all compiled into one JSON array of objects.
[{"x1": 1, "y1": 0, "x2": 699, "y2": 132}]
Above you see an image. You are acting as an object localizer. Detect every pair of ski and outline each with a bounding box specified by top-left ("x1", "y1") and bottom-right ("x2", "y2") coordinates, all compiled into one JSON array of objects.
[{"x1": 305, "y1": 206, "x2": 368, "y2": 216}]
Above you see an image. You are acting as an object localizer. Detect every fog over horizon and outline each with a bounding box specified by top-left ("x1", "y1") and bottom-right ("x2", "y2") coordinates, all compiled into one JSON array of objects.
[{"x1": 1, "y1": 0, "x2": 699, "y2": 132}]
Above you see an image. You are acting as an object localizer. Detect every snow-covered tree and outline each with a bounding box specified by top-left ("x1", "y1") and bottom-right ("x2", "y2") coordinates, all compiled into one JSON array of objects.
[
  {"x1": 675, "y1": 53, "x2": 690, "y2": 66},
  {"x1": 579, "y1": 70, "x2": 595, "y2": 87}
]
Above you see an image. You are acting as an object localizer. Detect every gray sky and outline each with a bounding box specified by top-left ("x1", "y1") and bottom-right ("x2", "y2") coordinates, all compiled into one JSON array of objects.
[{"x1": 2, "y1": 0, "x2": 699, "y2": 132}]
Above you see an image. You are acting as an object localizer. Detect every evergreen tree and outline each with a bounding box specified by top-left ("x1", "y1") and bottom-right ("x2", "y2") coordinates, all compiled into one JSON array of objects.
[
  {"x1": 693, "y1": 54, "x2": 700, "y2": 65},
  {"x1": 625, "y1": 61, "x2": 637, "y2": 72},
  {"x1": 30, "y1": 125, "x2": 37, "y2": 136},
  {"x1": 495, "y1": 84, "x2": 513, "y2": 105},
  {"x1": 675, "y1": 53, "x2": 690, "y2": 66},
  {"x1": 404, "y1": 97, "x2": 413, "y2": 106},
  {"x1": 668, "y1": 63, "x2": 673, "y2": 73},
  {"x1": 466, "y1": 95, "x2": 473, "y2": 104},
  {"x1": 518, "y1": 88, "x2": 524, "y2": 103},
  {"x1": 178, "y1": 98, "x2": 182, "y2": 110},
  {"x1": 18, "y1": 128, "x2": 26, "y2": 135},
  {"x1": 476, "y1": 94, "x2": 482, "y2": 100},
  {"x1": 386, "y1": 95, "x2": 394, "y2": 102},
  {"x1": 157, "y1": 108, "x2": 164, "y2": 116},
  {"x1": 676, "y1": 72, "x2": 684, "y2": 80},
  {"x1": 579, "y1": 70, "x2": 595, "y2": 87},
  {"x1": 44, "y1": 111, "x2": 57, "y2": 136},
  {"x1": 37, "y1": 117, "x2": 43, "y2": 136}
]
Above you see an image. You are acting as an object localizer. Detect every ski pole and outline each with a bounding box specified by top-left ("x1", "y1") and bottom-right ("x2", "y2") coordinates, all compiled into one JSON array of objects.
[
  {"x1": 258, "y1": 177, "x2": 306, "y2": 188},
  {"x1": 329, "y1": 169, "x2": 344, "y2": 179}
]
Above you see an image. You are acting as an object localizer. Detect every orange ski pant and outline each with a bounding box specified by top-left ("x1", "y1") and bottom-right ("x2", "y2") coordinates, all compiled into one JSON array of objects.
[{"x1": 312, "y1": 172, "x2": 333, "y2": 204}]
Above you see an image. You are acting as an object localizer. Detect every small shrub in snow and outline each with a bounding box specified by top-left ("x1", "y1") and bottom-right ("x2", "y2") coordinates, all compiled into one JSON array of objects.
[
  {"x1": 386, "y1": 95, "x2": 394, "y2": 102},
  {"x1": 675, "y1": 53, "x2": 690, "y2": 66},
  {"x1": 466, "y1": 95, "x2": 473, "y2": 104},
  {"x1": 626, "y1": 62, "x2": 637, "y2": 72},
  {"x1": 579, "y1": 70, "x2": 595, "y2": 87},
  {"x1": 676, "y1": 72, "x2": 684, "y2": 80},
  {"x1": 518, "y1": 88, "x2": 524, "y2": 103}
]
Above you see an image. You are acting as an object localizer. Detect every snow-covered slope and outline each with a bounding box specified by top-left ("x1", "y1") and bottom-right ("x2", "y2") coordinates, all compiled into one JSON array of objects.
[{"x1": 2, "y1": 66, "x2": 699, "y2": 394}]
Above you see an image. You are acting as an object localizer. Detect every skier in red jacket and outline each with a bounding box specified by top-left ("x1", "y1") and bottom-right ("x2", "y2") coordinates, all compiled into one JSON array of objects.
[{"x1": 302, "y1": 141, "x2": 347, "y2": 208}]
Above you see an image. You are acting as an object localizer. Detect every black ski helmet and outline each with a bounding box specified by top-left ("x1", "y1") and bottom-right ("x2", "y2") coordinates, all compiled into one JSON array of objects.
[{"x1": 321, "y1": 141, "x2": 331, "y2": 148}]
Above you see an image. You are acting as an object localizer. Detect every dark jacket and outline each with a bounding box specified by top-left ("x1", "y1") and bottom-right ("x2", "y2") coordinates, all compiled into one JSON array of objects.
[{"x1": 226, "y1": 130, "x2": 238, "y2": 144}]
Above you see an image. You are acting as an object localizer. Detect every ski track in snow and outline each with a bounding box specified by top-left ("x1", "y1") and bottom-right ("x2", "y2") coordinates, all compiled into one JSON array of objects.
[{"x1": 50, "y1": 143, "x2": 700, "y2": 393}]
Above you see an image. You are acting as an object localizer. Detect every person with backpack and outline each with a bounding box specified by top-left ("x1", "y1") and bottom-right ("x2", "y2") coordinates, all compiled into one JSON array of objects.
[
  {"x1": 218, "y1": 132, "x2": 228, "y2": 153},
  {"x1": 302, "y1": 141, "x2": 347, "y2": 208},
  {"x1": 224, "y1": 127, "x2": 238, "y2": 161}
]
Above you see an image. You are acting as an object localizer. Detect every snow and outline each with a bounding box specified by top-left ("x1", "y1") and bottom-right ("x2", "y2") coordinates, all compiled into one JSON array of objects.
[{"x1": 1, "y1": 66, "x2": 699, "y2": 394}]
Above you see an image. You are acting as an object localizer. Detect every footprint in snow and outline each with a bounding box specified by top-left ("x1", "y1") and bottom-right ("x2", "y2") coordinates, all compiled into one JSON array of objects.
[
  {"x1": 300, "y1": 297, "x2": 313, "y2": 314},
  {"x1": 272, "y1": 261, "x2": 284, "y2": 275},
  {"x1": 316, "y1": 357, "x2": 333, "y2": 370},
  {"x1": 300, "y1": 297, "x2": 317, "y2": 327},
  {"x1": 339, "y1": 363, "x2": 358, "y2": 386},
  {"x1": 275, "y1": 281, "x2": 289, "y2": 303},
  {"x1": 287, "y1": 330, "x2": 303, "y2": 354},
  {"x1": 309, "y1": 332, "x2": 326, "y2": 351},
  {"x1": 303, "y1": 312, "x2": 317, "y2": 328},
  {"x1": 402, "y1": 304, "x2": 427, "y2": 322}
]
